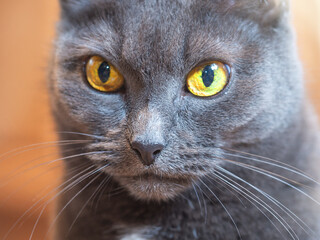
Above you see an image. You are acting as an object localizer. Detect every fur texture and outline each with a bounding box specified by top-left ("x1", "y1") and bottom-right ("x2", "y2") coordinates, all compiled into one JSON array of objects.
[{"x1": 50, "y1": 0, "x2": 320, "y2": 239}]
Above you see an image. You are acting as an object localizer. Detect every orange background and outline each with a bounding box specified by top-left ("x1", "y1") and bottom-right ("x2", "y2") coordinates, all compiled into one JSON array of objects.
[{"x1": 0, "y1": 1, "x2": 319, "y2": 239}]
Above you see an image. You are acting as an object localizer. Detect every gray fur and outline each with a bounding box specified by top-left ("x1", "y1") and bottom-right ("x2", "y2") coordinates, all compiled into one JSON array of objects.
[{"x1": 50, "y1": 0, "x2": 320, "y2": 239}]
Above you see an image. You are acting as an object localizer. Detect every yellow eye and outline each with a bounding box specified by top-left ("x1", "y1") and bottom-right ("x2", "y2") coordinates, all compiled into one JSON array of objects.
[
  {"x1": 186, "y1": 61, "x2": 230, "y2": 97},
  {"x1": 86, "y1": 56, "x2": 124, "y2": 92}
]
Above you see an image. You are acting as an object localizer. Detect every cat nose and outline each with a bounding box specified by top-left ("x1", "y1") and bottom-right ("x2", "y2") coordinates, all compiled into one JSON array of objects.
[{"x1": 131, "y1": 141, "x2": 164, "y2": 166}]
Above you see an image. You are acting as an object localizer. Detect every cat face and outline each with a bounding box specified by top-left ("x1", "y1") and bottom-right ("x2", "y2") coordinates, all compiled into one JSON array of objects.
[{"x1": 51, "y1": 0, "x2": 302, "y2": 201}]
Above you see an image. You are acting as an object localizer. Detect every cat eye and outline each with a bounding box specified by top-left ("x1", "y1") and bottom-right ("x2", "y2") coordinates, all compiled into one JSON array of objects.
[
  {"x1": 186, "y1": 61, "x2": 230, "y2": 97},
  {"x1": 86, "y1": 56, "x2": 124, "y2": 92}
]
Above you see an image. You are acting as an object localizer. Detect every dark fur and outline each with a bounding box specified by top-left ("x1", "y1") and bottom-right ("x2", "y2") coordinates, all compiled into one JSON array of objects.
[{"x1": 50, "y1": 0, "x2": 320, "y2": 239}]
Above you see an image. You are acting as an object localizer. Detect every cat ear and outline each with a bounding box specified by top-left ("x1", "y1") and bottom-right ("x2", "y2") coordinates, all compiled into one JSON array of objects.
[
  {"x1": 59, "y1": 0, "x2": 90, "y2": 15},
  {"x1": 259, "y1": 0, "x2": 289, "y2": 25},
  {"x1": 228, "y1": 0, "x2": 289, "y2": 27}
]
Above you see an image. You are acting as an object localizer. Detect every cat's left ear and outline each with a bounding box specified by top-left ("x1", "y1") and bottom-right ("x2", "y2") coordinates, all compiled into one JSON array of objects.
[
  {"x1": 228, "y1": 0, "x2": 289, "y2": 27},
  {"x1": 259, "y1": 0, "x2": 289, "y2": 26}
]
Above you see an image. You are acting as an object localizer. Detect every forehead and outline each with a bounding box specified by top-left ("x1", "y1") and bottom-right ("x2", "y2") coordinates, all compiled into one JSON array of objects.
[
  {"x1": 63, "y1": 0, "x2": 243, "y2": 30},
  {"x1": 59, "y1": 0, "x2": 261, "y2": 76},
  {"x1": 62, "y1": 0, "x2": 282, "y2": 29}
]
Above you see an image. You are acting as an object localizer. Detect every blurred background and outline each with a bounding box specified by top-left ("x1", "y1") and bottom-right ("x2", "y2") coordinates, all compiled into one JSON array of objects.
[{"x1": 0, "y1": 1, "x2": 319, "y2": 239}]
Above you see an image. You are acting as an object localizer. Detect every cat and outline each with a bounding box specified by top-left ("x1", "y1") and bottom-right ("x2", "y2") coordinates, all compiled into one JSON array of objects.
[{"x1": 48, "y1": 0, "x2": 320, "y2": 239}]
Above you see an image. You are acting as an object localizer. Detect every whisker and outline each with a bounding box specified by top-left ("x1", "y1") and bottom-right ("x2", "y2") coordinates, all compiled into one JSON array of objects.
[
  {"x1": 0, "y1": 159, "x2": 92, "y2": 207},
  {"x1": 191, "y1": 183, "x2": 203, "y2": 216},
  {"x1": 210, "y1": 171, "x2": 295, "y2": 240},
  {"x1": 196, "y1": 178, "x2": 242, "y2": 240},
  {"x1": 65, "y1": 174, "x2": 109, "y2": 236},
  {"x1": 107, "y1": 186, "x2": 127, "y2": 198},
  {"x1": 192, "y1": 181, "x2": 208, "y2": 223},
  {"x1": 2, "y1": 164, "x2": 95, "y2": 240},
  {"x1": 204, "y1": 175, "x2": 246, "y2": 207},
  {"x1": 92, "y1": 175, "x2": 111, "y2": 213},
  {"x1": 218, "y1": 158, "x2": 320, "y2": 205},
  {"x1": 217, "y1": 157, "x2": 310, "y2": 189},
  {"x1": 0, "y1": 150, "x2": 110, "y2": 188},
  {"x1": 0, "y1": 139, "x2": 93, "y2": 163},
  {"x1": 221, "y1": 148, "x2": 319, "y2": 185},
  {"x1": 0, "y1": 145, "x2": 86, "y2": 186},
  {"x1": 30, "y1": 167, "x2": 106, "y2": 240},
  {"x1": 216, "y1": 166, "x2": 315, "y2": 238},
  {"x1": 2, "y1": 150, "x2": 110, "y2": 240},
  {"x1": 57, "y1": 131, "x2": 107, "y2": 140},
  {"x1": 0, "y1": 164, "x2": 61, "y2": 207},
  {"x1": 41, "y1": 165, "x2": 109, "y2": 240}
]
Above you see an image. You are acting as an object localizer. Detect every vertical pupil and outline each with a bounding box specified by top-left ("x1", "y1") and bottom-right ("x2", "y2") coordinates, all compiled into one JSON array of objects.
[
  {"x1": 202, "y1": 64, "x2": 215, "y2": 87},
  {"x1": 98, "y1": 62, "x2": 110, "y2": 83}
]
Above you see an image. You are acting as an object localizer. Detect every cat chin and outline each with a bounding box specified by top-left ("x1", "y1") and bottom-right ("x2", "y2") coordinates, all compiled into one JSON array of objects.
[{"x1": 116, "y1": 174, "x2": 192, "y2": 201}]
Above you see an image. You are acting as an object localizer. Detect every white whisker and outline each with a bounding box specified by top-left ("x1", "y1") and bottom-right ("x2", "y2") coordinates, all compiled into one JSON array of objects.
[
  {"x1": 2, "y1": 150, "x2": 109, "y2": 240},
  {"x1": 210, "y1": 171, "x2": 294, "y2": 240},
  {"x1": 197, "y1": 178, "x2": 242, "y2": 240},
  {"x1": 218, "y1": 159, "x2": 320, "y2": 205},
  {"x1": 216, "y1": 166, "x2": 315, "y2": 238},
  {"x1": 222, "y1": 148, "x2": 318, "y2": 185},
  {"x1": 57, "y1": 131, "x2": 107, "y2": 140},
  {"x1": 0, "y1": 139, "x2": 92, "y2": 163}
]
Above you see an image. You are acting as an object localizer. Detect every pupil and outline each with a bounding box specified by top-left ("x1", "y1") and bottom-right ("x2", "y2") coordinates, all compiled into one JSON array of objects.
[
  {"x1": 202, "y1": 64, "x2": 215, "y2": 87},
  {"x1": 98, "y1": 62, "x2": 110, "y2": 83}
]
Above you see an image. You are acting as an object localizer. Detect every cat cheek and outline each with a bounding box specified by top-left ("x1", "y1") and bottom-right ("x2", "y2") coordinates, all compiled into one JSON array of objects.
[{"x1": 53, "y1": 83, "x2": 126, "y2": 128}]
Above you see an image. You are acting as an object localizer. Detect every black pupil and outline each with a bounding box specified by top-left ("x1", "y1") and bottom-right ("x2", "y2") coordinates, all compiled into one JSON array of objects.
[
  {"x1": 202, "y1": 64, "x2": 216, "y2": 87},
  {"x1": 98, "y1": 62, "x2": 110, "y2": 83}
]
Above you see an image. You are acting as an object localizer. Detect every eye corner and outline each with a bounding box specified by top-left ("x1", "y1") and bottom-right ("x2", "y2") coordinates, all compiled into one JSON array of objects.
[{"x1": 224, "y1": 63, "x2": 232, "y2": 75}]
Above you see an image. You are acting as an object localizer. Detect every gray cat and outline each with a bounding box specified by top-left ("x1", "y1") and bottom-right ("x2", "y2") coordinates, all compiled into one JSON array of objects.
[{"x1": 49, "y1": 0, "x2": 320, "y2": 239}]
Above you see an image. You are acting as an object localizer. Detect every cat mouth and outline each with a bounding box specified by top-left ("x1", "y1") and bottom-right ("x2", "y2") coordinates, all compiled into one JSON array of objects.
[
  {"x1": 116, "y1": 173, "x2": 194, "y2": 201},
  {"x1": 122, "y1": 173, "x2": 193, "y2": 188}
]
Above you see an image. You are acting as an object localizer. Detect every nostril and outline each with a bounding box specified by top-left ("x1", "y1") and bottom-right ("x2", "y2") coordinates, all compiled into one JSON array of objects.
[
  {"x1": 131, "y1": 141, "x2": 164, "y2": 166},
  {"x1": 133, "y1": 148, "x2": 142, "y2": 158},
  {"x1": 153, "y1": 149, "x2": 161, "y2": 157}
]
